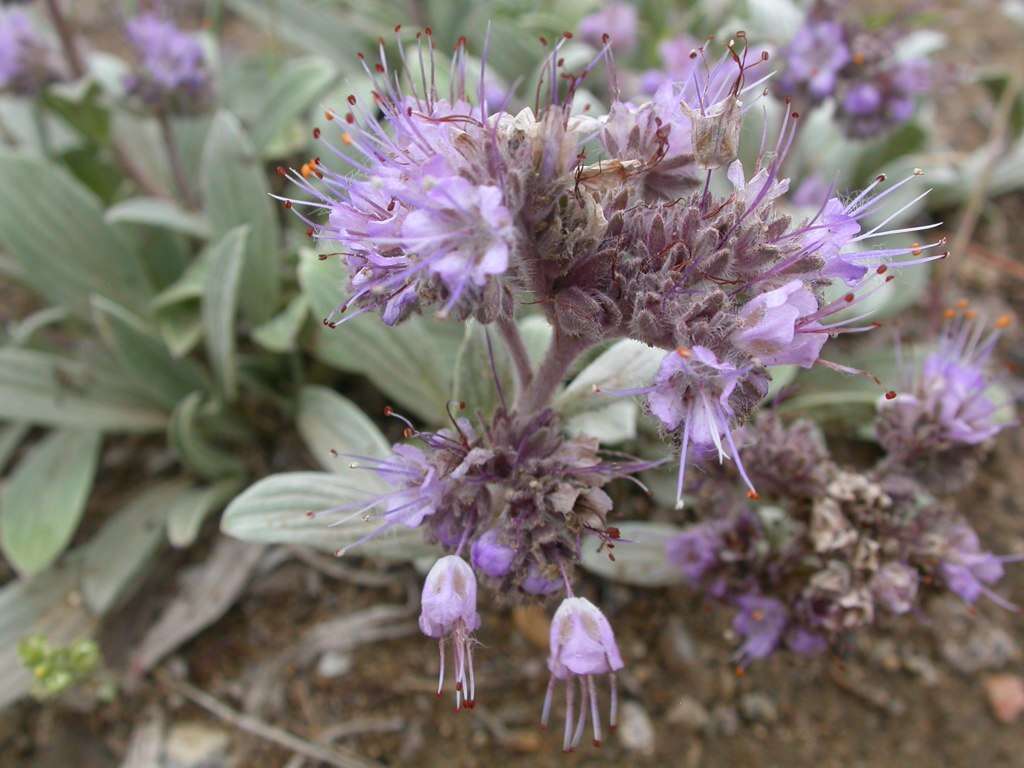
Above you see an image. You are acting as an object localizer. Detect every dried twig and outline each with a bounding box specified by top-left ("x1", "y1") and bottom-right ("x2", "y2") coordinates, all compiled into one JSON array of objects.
[
  {"x1": 158, "y1": 672, "x2": 383, "y2": 768},
  {"x1": 320, "y1": 716, "x2": 406, "y2": 742}
]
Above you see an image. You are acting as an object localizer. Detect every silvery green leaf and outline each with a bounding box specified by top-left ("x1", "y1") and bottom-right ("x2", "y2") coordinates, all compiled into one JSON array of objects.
[
  {"x1": 6, "y1": 306, "x2": 70, "y2": 347},
  {"x1": 555, "y1": 339, "x2": 664, "y2": 416},
  {"x1": 299, "y1": 251, "x2": 454, "y2": 424},
  {"x1": 566, "y1": 400, "x2": 638, "y2": 444},
  {"x1": 166, "y1": 478, "x2": 244, "y2": 548},
  {"x1": 225, "y1": 0, "x2": 363, "y2": 65},
  {"x1": 251, "y1": 295, "x2": 309, "y2": 353},
  {"x1": 0, "y1": 430, "x2": 101, "y2": 576},
  {"x1": 579, "y1": 521, "x2": 686, "y2": 587},
  {"x1": 0, "y1": 423, "x2": 29, "y2": 473},
  {"x1": 151, "y1": 252, "x2": 211, "y2": 310},
  {"x1": 158, "y1": 306, "x2": 203, "y2": 358},
  {"x1": 249, "y1": 56, "x2": 338, "y2": 152},
  {"x1": 517, "y1": 314, "x2": 553, "y2": 367},
  {"x1": 453, "y1": 321, "x2": 516, "y2": 416},
  {"x1": 297, "y1": 386, "x2": 391, "y2": 474},
  {"x1": 221, "y1": 471, "x2": 438, "y2": 560},
  {"x1": 81, "y1": 479, "x2": 189, "y2": 614},
  {"x1": 202, "y1": 226, "x2": 248, "y2": 401},
  {"x1": 106, "y1": 197, "x2": 212, "y2": 239},
  {"x1": 0, "y1": 153, "x2": 151, "y2": 318},
  {"x1": 0, "y1": 348, "x2": 166, "y2": 432},
  {"x1": 200, "y1": 111, "x2": 280, "y2": 324},
  {"x1": 91, "y1": 296, "x2": 208, "y2": 411},
  {"x1": 735, "y1": 0, "x2": 803, "y2": 42},
  {"x1": 168, "y1": 393, "x2": 246, "y2": 481},
  {"x1": 894, "y1": 30, "x2": 947, "y2": 62}
]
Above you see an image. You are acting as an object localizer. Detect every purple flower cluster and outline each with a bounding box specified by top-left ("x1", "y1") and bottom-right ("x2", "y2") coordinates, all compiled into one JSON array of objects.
[
  {"x1": 667, "y1": 397, "x2": 1018, "y2": 662},
  {"x1": 877, "y1": 310, "x2": 1013, "y2": 492},
  {"x1": 291, "y1": 28, "x2": 940, "y2": 740},
  {"x1": 775, "y1": 8, "x2": 931, "y2": 137},
  {"x1": 124, "y1": 13, "x2": 210, "y2": 113},
  {"x1": 0, "y1": 9, "x2": 57, "y2": 96}
]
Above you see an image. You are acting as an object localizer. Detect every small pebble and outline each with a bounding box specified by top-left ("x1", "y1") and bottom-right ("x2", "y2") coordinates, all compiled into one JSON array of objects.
[
  {"x1": 617, "y1": 700, "x2": 656, "y2": 756},
  {"x1": 984, "y1": 674, "x2": 1024, "y2": 724},
  {"x1": 316, "y1": 651, "x2": 352, "y2": 679},
  {"x1": 165, "y1": 721, "x2": 230, "y2": 768},
  {"x1": 665, "y1": 696, "x2": 710, "y2": 731},
  {"x1": 739, "y1": 692, "x2": 778, "y2": 724}
]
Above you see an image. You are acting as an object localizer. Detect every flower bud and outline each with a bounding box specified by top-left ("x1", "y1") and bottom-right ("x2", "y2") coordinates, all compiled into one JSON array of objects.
[{"x1": 470, "y1": 529, "x2": 515, "y2": 579}]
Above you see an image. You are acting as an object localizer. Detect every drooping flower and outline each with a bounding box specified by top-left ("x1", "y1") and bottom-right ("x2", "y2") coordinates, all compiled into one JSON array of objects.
[
  {"x1": 124, "y1": 12, "x2": 210, "y2": 113},
  {"x1": 419, "y1": 556, "x2": 481, "y2": 709},
  {"x1": 0, "y1": 9, "x2": 56, "y2": 96},
  {"x1": 542, "y1": 597, "x2": 624, "y2": 751},
  {"x1": 577, "y1": 3, "x2": 638, "y2": 54}
]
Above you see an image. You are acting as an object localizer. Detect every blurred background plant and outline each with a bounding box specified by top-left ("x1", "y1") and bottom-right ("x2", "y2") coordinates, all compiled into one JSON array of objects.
[{"x1": 1, "y1": 0, "x2": 1023, "y2": 765}]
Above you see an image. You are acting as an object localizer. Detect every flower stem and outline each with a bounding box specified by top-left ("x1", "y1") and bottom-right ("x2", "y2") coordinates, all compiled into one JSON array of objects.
[
  {"x1": 515, "y1": 329, "x2": 585, "y2": 418},
  {"x1": 158, "y1": 111, "x2": 196, "y2": 209},
  {"x1": 497, "y1": 315, "x2": 533, "y2": 393},
  {"x1": 43, "y1": 0, "x2": 171, "y2": 200}
]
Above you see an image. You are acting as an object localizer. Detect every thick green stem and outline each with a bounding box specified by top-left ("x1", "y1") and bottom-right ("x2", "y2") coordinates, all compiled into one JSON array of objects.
[{"x1": 497, "y1": 315, "x2": 533, "y2": 394}]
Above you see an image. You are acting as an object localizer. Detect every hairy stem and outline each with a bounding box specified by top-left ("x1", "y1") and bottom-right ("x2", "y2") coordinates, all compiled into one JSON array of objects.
[
  {"x1": 497, "y1": 315, "x2": 533, "y2": 393},
  {"x1": 515, "y1": 329, "x2": 585, "y2": 418},
  {"x1": 158, "y1": 111, "x2": 196, "y2": 208},
  {"x1": 44, "y1": 0, "x2": 171, "y2": 200},
  {"x1": 44, "y1": 0, "x2": 84, "y2": 78}
]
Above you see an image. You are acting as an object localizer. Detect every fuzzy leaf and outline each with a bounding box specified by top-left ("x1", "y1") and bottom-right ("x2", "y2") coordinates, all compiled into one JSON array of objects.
[
  {"x1": 453, "y1": 321, "x2": 516, "y2": 418},
  {"x1": 0, "y1": 152, "x2": 151, "y2": 318},
  {"x1": 0, "y1": 430, "x2": 102, "y2": 576},
  {"x1": 251, "y1": 294, "x2": 308, "y2": 353},
  {"x1": 579, "y1": 521, "x2": 686, "y2": 587},
  {"x1": 300, "y1": 251, "x2": 457, "y2": 423},
  {"x1": 202, "y1": 226, "x2": 248, "y2": 401},
  {"x1": 80, "y1": 479, "x2": 189, "y2": 614},
  {"x1": 555, "y1": 339, "x2": 664, "y2": 416},
  {"x1": 0, "y1": 348, "x2": 167, "y2": 432},
  {"x1": 0, "y1": 423, "x2": 29, "y2": 473},
  {"x1": 200, "y1": 112, "x2": 280, "y2": 324},
  {"x1": 566, "y1": 400, "x2": 638, "y2": 444},
  {"x1": 168, "y1": 392, "x2": 247, "y2": 481},
  {"x1": 296, "y1": 386, "x2": 391, "y2": 473},
  {"x1": 106, "y1": 197, "x2": 212, "y2": 239},
  {"x1": 221, "y1": 471, "x2": 437, "y2": 560},
  {"x1": 249, "y1": 56, "x2": 338, "y2": 151},
  {"x1": 166, "y1": 478, "x2": 243, "y2": 548},
  {"x1": 91, "y1": 296, "x2": 208, "y2": 410}
]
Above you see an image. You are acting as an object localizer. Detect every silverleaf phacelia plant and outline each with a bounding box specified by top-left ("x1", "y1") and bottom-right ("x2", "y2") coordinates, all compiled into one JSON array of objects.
[{"x1": 283, "y1": 25, "x2": 939, "y2": 747}]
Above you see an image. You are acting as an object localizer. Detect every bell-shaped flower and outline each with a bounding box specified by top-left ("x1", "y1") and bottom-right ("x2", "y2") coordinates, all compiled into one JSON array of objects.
[
  {"x1": 541, "y1": 597, "x2": 624, "y2": 751},
  {"x1": 419, "y1": 556, "x2": 481, "y2": 709}
]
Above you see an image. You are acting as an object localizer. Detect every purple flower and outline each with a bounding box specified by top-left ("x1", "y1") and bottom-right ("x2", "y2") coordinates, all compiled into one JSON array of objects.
[
  {"x1": 842, "y1": 82, "x2": 883, "y2": 116},
  {"x1": 731, "y1": 279, "x2": 827, "y2": 368},
  {"x1": 666, "y1": 523, "x2": 721, "y2": 583},
  {"x1": 522, "y1": 562, "x2": 563, "y2": 595},
  {"x1": 937, "y1": 523, "x2": 1020, "y2": 610},
  {"x1": 0, "y1": 10, "x2": 55, "y2": 96},
  {"x1": 578, "y1": 3, "x2": 637, "y2": 54},
  {"x1": 785, "y1": 627, "x2": 827, "y2": 655},
  {"x1": 401, "y1": 177, "x2": 515, "y2": 314},
  {"x1": 419, "y1": 555, "x2": 481, "y2": 709},
  {"x1": 777, "y1": 20, "x2": 850, "y2": 101},
  {"x1": 642, "y1": 346, "x2": 759, "y2": 508},
  {"x1": 471, "y1": 528, "x2": 515, "y2": 578},
  {"x1": 542, "y1": 597, "x2": 624, "y2": 750},
  {"x1": 124, "y1": 13, "x2": 210, "y2": 113},
  {"x1": 880, "y1": 313, "x2": 1011, "y2": 450},
  {"x1": 870, "y1": 561, "x2": 918, "y2": 614},
  {"x1": 733, "y1": 594, "x2": 788, "y2": 663}
]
